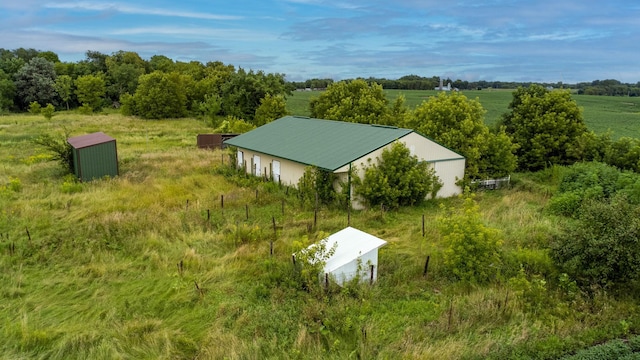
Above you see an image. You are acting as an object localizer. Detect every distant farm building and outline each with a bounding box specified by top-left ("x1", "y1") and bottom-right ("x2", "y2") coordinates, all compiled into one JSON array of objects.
[
  {"x1": 300, "y1": 226, "x2": 388, "y2": 286},
  {"x1": 197, "y1": 133, "x2": 238, "y2": 149},
  {"x1": 67, "y1": 132, "x2": 119, "y2": 182},
  {"x1": 223, "y1": 116, "x2": 465, "y2": 208}
]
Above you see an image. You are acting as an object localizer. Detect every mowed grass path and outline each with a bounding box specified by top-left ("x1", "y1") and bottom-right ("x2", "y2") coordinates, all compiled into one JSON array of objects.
[{"x1": 287, "y1": 89, "x2": 640, "y2": 139}]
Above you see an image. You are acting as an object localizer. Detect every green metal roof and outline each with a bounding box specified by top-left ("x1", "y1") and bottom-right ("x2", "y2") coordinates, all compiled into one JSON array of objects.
[{"x1": 223, "y1": 116, "x2": 414, "y2": 171}]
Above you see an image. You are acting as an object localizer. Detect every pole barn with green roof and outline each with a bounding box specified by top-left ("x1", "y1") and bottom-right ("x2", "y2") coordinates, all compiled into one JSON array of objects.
[
  {"x1": 67, "y1": 132, "x2": 119, "y2": 182},
  {"x1": 224, "y1": 116, "x2": 466, "y2": 208}
]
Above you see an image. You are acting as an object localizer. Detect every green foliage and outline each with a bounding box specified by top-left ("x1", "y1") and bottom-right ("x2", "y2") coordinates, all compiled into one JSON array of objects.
[
  {"x1": 561, "y1": 339, "x2": 634, "y2": 360},
  {"x1": 551, "y1": 196, "x2": 640, "y2": 289},
  {"x1": 77, "y1": 103, "x2": 93, "y2": 115},
  {"x1": 28, "y1": 101, "x2": 41, "y2": 114},
  {"x1": 546, "y1": 162, "x2": 640, "y2": 216},
  {"x1": 13, "y1": 57, "x2": 57, "y2": 109},
  {"x1": 508, "y1": 266, "x2": 548, "y2": 313},
  {"x1": 605, "y1": 137, "x2": 640, "y2": 173},
  {"x1": 293, "y1": 234, "x2": 336, "y2": 294},
  {"x1": 54, "y1": 74, "x2": 73, "y2": 110},
  {"x1": 118, "y1": 93, "x2": 135, "y2": 116},
  {"x1": 408, "y1": 92, "x2": 517, "y2": 179},
  {"x1": 220, "y1": 68, "x2": 289, "y2": 122},
  {"x1": 254, "y1": 93, "x2": 289, "y2": 126},
  {"x1": 501, "y1": 85, "x2": 587, "y2": 171},
  {"x1": 354, "y1": 141, "x2": 441, "y2": 208},
  {"x1": 74, "y1": 74, "x2": 106, "y2": 111},
  {"x1": 213, "y1": 115, "x2": 256, "y2": 133},
  {"x1": 438, "y1": 191, "x2": 503, "y2": 284},
  {"x1": 309, "y1": 79, "x2": 394, "y2": 124},
  {"x1": 198, "y1": 93, "x2": 221, "y2": 127},
  {"x1": 132, "y1": 71, "x2": 188, "y2": 119},
  {"x1": 60, "y1": 174, "x2": 83, "y2": 193},
  {"x1": 32, "y1": 131, "x2": 74, "y2": 173},
  {"x1": 41, "y1": 103, "x2": 55, "y2": 120},
  {"x1": 0, "y1": 69, "x2": 15, "y2": 111},
  {"x1": 105, "y1": 51, "x2": 146, "y2": 100},
  {"x1": 296, "y1": 166, "x2": 338, "y2": 207}
]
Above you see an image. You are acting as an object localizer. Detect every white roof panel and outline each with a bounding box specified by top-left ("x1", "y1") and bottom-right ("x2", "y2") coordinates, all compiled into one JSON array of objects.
[{"x1": 322, "y1": 227, "x2": 387, "y2": 272}]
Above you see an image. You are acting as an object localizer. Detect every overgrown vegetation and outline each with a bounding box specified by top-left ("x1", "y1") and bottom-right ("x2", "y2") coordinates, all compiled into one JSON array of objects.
[{"x1": 2, "y1": 112, "x2": 639, "y2": 359}]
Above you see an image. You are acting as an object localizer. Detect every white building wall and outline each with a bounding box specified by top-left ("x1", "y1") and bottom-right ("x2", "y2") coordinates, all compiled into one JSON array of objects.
[
  {"x1": 236, "y1": 149, "x2": 308, "y2": 186},
  {"x1": 325, "y1": 249, "x2": 380, "y2": 286},
  {"x1": 333, "y1": 134, "x2": 465, "y2": 203}
]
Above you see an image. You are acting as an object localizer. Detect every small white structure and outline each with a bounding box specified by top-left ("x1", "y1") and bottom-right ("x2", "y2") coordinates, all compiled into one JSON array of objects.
[{"x1": 312, "y1": 227, "x2": 387, "y2": 286}]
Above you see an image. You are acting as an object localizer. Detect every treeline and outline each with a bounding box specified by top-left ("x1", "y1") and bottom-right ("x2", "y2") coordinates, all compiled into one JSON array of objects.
[
  {"x1": 0, "y1": 48, "x2": 293, "y2": 129},
  {"x1": 292, "y1": 75, "x2": 640, "y2": 95}
]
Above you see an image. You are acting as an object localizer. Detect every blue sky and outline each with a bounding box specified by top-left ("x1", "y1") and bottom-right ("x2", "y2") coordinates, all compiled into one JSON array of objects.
[{"x1": 1, "y1": 0, "x2": 639, "y2": 83}]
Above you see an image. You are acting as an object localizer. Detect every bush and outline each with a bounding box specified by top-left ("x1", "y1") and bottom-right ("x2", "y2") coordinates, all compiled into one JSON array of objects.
[
  {"x1": 32, "y1": 132, "x2": 74, "y2": 174},
  {"x1": 354, "y1": 141, "x2": 441, "y2": 208},
  {"x1": 438, "y1": 191, "x2": 503, "y2": 284},
  {"x1": 28, "y1": 101, "x2": 41, "y2": 114},
  {"x1": 551, "y1": 196, "x2": 640, "y2": 289},
  {"x1": 296, "y1": 166, "x2": 338, "y2": 208},
  {"x1": 41, "y1": 103, "x2": 55, "y2": 120}
]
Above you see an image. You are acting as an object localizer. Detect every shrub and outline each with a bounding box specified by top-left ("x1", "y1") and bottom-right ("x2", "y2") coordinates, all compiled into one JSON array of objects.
[
  {"x1": 78, "y1": 103, "x2": 93, "y2": 114},
  {"x1": 32, "y1": 132, "x2": 74, "y2": 174},
  {"x1": 438, "y1": 191, "x2": 503, "y2": 284},
  {"x1": 551, "y1": 196, "x2": 640, "y2": 289},
  {"x1": 354, "y1": 141, "x2": 441, "y2": 208},
  {"x1": 28, "y1": 101, "x2": 41, "y2": 114},
  {"x1": 296, "y1": 166, "x2": 338, "y2": 208},
  {"x1": 41, "y1": 103, "x2": 55, "y2": 120}
]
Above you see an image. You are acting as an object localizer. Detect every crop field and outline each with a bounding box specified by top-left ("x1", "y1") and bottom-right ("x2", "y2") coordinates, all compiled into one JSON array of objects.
[
  {"x1": 1, "y1": 112, "x2": 639, "y2": 359},
  {"x1": 287, "y1": 89, "x2": 640, "y2": 139}
]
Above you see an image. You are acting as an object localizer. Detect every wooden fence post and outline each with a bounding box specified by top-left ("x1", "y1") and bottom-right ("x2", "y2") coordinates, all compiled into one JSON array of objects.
[{"x1": 423, "y1": 255, "x2": 430, "y2": 277}]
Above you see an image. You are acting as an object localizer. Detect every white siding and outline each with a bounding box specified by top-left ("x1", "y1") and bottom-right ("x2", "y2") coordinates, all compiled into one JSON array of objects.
[{"x1": 233, "y1": 131, "x2": 464, "y2": 207}]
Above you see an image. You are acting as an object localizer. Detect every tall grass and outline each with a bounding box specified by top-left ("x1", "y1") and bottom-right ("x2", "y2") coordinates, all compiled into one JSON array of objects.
[{"x1": 1, "y1": 112, "x2": 639, "y2": 359}]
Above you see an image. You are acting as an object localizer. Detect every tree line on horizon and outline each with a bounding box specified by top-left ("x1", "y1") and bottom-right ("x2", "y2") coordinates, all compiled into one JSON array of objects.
[
  {"x1": 2, "y1": 47, "x2": 639, "y2": 116},
  {"x1": 290, "y1": 75, "x2": 640, "y2": 96}
]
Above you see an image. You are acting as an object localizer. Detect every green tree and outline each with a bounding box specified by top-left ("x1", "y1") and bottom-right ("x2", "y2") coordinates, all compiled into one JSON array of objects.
[
  {"x1": 55, "y1": 74, "x2": 73, "y2": 110},
  {"x1": 354, "y1": 141, "x2": 441, "y2": 208},
  {"x1": 105, "y1": 51, "x2": 146, "y2": 101},
  {"x1": 438, "y1": 191, "x2": 503, "y2": 284},
  {"x1": 408, "y1": 92, "x2": 517, "y2": 179},
  {"x1": 198, "y1": 93, "x2": 222, "y2": 126},
  {"x1": 500, "y1": 85, "x2": 587, "y2": 171},
  {"x1": 551, "y1": 196, "x2": 640, "y2": 289},
  {"x1": 13, "y1": 57, "x2": 57, "y2": 109},
  {"x1": 309, "y1": 79, "x2": 396, "y2": 125},
  {"x1": 220, "y1": 68, "x2": 289, "y2": 122},
  {"x1": 133, "y1": 71, "x2": 188, "y2": 119},
  {"x1": 0, "y1": 69, "x2": 15, "y2": 111},
  {"x1": 75, "y1": 74, "x2": 106, "y2": 111},
  {"x1": 254, "y1": 94, "x2": 289, "y2": 126}
]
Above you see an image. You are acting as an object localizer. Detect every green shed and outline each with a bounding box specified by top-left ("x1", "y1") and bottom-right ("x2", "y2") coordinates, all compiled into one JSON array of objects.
[{"x1": 67, "y1": 132, "x2": 119, "y2": 182}]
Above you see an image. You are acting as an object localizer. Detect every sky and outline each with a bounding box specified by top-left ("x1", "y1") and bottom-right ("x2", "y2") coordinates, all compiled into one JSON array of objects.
[{"x1": 1, "y1": 0, "x2": 639, "y2": 83}]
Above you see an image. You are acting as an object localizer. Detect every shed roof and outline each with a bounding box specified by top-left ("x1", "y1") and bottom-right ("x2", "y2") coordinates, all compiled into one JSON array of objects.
[
  {"x1": 67, "y1": 132, "x2": 115, "y2": 149},
  {"x1": 322, "y1": 227, "x2": 387, "y2": 273},
  {"x1": 223, "y1": 116, "x2": 414, "y2": 171}
]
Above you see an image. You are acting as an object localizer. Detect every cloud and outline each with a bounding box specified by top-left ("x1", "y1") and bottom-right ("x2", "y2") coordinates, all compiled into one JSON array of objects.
[{"x1": 44, "y1": 1, "x2": 243, "y2": 20}]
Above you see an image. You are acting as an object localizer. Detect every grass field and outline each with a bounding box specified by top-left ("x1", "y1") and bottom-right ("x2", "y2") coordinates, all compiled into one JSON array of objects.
[
  {"x1": 1, "y1": 112, "x2": 640, "y2": 359},
  {"x1": 287, "y1": 89, "x2": 640, "y2": 139}
]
